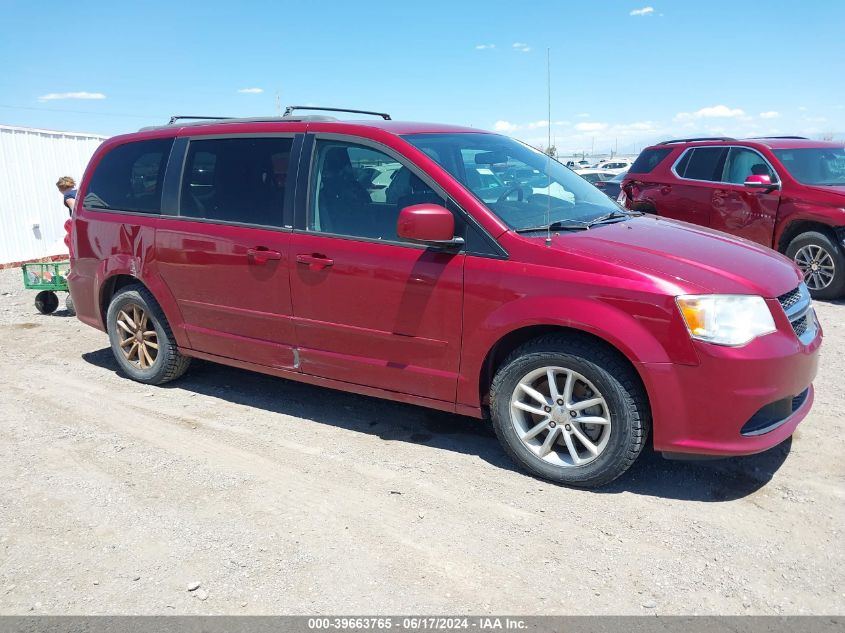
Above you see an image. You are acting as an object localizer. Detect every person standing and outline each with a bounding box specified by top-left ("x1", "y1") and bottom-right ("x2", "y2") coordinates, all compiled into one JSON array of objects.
[{"x1": 56, "y1": 176, "x2": 77, "y2": 216}]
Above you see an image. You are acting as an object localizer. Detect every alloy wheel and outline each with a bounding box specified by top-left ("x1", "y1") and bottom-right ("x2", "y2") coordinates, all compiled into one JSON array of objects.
[
  {"x1": 115, "y1": 303, "x2": 159, "y2": 369},
  {"x1": 794, "y1": 244, "x2": 836, "y2": 291},
  {"x1": 509, "y1": 366, "x2": 611, "y2": 467}
]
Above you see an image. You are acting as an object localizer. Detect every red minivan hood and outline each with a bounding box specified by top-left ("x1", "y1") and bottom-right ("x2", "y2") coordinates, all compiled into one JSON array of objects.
[{"x1": 535, "y1": 216, "x2": 801, "y2": 297}]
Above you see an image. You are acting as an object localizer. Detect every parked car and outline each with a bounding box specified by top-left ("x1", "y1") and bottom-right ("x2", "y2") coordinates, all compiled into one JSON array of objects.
[
  {"x1": 574, "y1": 168, "x2": 617, "y2": 184},
  {"x1": 621, "y1": 137, "x2": 845, "y2": 299},
  {"x1": 591, "y1": 158, "x2": 632, "y2": 174},
  {"x1": 593, "y1": 171, "x2": 627, "y2": 199},
  {"x1": 67, "y1": 110, "x2": 821, "y2": 488},
  {"x1": 565, "y1": 160, "x2": 592, "y2": 170}
]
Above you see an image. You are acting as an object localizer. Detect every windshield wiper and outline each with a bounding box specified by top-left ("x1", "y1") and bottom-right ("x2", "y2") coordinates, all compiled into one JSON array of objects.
[
  {"x1": 514, "y1": 219, "x2": 591, "y2": 233},
  {"x1": 585, "y1": 209, "x2": 641, "y2": 227},
  {"x1": 515, "y1": 209, "x2": 642, "y2": 234}
]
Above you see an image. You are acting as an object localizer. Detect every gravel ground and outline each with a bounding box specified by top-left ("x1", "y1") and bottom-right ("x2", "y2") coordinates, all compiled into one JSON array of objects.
[{"x1": 0, "y1": 265, "x2": 843, "y2": 615}]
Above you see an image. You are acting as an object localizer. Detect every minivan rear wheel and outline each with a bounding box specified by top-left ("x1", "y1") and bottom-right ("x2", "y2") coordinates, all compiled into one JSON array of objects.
[
  {"x1": 489, "y1": 335, "x2": 649, "y2": 488},
  {"x1": 106, "y1": 285, "x2": 191, "y2": 385},
  {"x1": 786, "y1": 231, "x2": 845, "y2": 300}
]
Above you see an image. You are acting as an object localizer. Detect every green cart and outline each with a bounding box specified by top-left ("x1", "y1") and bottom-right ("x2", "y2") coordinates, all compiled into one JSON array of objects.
[{"x1": 21, "y1": 261, "x2": 75, "y2": 315}]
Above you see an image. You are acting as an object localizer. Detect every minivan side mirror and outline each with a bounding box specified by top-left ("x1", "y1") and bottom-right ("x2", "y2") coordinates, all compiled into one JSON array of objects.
[
  {"x1": 397, "y1": 204, "x2": 464, "y2": 248},
  {"x1": 744, "y1": 174, "x2": 779, "y2": 189}
]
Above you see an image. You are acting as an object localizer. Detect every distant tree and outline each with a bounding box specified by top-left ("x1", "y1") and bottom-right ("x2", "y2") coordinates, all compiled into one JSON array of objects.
[{"x1": 543, "y1": 145, "x2": 557, "y2": 158}]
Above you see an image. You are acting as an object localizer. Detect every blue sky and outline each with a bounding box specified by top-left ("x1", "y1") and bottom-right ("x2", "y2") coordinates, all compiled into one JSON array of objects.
[{"x1": 1, "y1": 0, "x2": 842, "y2": 155}]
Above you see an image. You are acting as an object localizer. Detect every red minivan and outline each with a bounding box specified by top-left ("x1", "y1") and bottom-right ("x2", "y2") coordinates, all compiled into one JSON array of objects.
[{"x1": 68, "y1": 109, "x2": 822, "y2": 487}]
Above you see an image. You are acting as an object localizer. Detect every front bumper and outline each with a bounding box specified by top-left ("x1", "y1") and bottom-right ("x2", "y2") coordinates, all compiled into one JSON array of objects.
[{"x1": 639, "y1": 325, "x2": 821, "y2": 457}]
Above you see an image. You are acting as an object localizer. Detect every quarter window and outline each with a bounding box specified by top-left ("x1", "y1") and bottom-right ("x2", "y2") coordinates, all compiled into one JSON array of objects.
[
  {"x1": 629, "y1": 148, "x2": 671, "y2": 174},
  {"x1": 179, "y1": 137, "x2": 293, "y2": 227},
  {"x1": 84, "y1": 138, "x2": 173, "y2": 213},
  {"x1": 309, "y1": 140, "x2": 446, "y2": 241}
]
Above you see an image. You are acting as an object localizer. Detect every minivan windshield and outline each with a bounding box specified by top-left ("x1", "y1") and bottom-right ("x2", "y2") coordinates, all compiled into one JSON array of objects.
[
  {"x1": 403, "y1": 133, "x2": 623, "y2": 230},
  {"x1": 772, "y1": 147, "x2": 845, "y2": 186}
]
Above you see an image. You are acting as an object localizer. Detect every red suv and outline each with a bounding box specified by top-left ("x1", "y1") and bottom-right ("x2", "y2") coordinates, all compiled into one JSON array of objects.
[
  {"x1": 67, "y1": 108, "x2": 822, "y2": 488},
  {"x1": 621, "y1": 137, "x2": 845, "y2": 299}
]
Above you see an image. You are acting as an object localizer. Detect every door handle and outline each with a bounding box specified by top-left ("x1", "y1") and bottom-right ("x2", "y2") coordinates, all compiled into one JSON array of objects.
[
  {"x1": 296, "y1": 253, "x2": 334, "y2": 270},
  {"x1": 660, "y1": 186, "x2": 672, "y2": 195},
  {"x1": 247, "y1": 247, "x2": 282, "y2": 263}
]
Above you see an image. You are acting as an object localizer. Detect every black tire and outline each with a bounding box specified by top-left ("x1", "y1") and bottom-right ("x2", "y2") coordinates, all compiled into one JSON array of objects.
[
  {"x1": 64, "y1": 293, "x2": 76, "y2": 316},
  {"x1": 785, "y1": 231, "x2": 845, "y2": 300},
  {"x1": 106, "y1": 284, "x2": 191, "y2": 385},
  {"x1": 489, "y1": 334, "x2": 649, "y2": 488},
  {"x1": 35, "y1": 291, "x2": 59, "y2": 314}
]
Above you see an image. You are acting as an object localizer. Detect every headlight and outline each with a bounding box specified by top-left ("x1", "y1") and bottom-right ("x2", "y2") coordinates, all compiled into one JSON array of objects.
[{"x1": 676, "y1": 295, "x2": 776, "y2": 346}]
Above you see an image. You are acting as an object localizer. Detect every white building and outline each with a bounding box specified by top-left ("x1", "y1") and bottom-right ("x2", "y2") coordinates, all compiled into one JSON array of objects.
[{"x1": 0, "y1": 124, "x2": 106, "y2": 265}]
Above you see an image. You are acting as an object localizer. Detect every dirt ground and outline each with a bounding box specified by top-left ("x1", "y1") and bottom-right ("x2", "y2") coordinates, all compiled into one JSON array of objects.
[{"x1": 0, "y1": 265, "x2": 842, "y2": 616}]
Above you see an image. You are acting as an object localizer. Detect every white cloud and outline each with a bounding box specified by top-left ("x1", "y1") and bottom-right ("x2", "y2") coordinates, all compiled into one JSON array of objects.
[
  {"x1": 576, "y1": 112, "x2": 590, "y2": 118},
  {"x1": 237, "y1": 87, "x2": 264, "y2": 94},
  {"x1": 759, "y1": 111, "x2": 780, "y2": 119},
  {"x1": 37, "y1": 91, "x2": 106, "y2": 102},
  {"x1": 630, "y1": 6, "x2": 654, "y2": 16},
  {"x1": 616, "y1": 121, "x2": 660, "y2": 132},
  {"x1": 493, "y1": 120, "x2": 518, "y2": 132},
  {"x1": 492, "y1": 120, "x2": 557, "y2": 132},
  {"x1": 803, "y1": 116, "x2": 828, "y2": 123},
  {"x1": 475, "y1": 44, "x2": 495, "y2": 50},
  {"x1": 575, "y1": 122, "x2": 608, "y2": 132},
  {"x1": 674, "y1": 105, "x2": 745, "y2": 122},
  {"x1": 512, "y1": 42, "x2": 531, "y2": 53}
]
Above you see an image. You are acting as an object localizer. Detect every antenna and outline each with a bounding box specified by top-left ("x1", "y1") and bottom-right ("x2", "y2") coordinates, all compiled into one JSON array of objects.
[
  {"x1": 545, "y1": 47, "x2": 552, "y2": 247},
  {"x1": 275, "y1": 92, "x2": 281, "y2": 117}
]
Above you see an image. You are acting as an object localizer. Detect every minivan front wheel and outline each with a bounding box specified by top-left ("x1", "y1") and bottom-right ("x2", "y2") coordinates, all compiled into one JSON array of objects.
[
  {"x1": 490, "y1": 335, "x2": 649, "y2": 488},
  {"x1": 786, "y1": 231, "x2": 845, "y2": 300},
  {"x1": 106, "y1": 285, "x2": 191, "y2": 385}
]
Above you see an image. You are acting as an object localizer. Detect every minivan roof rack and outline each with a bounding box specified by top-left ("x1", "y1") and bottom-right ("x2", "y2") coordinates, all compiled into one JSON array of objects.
[
  {"x1": 140, "y1": 114, "x2": 339, "y2": 132},
  {"x1": 746, "y1": 135, "x2": 809, "y2": 140},
  {"x1": 168, "y1": 115, "x2": 232, "y2": 125},
  {"x1": 656, "y1": 137, "x2": 736, "y2": 145},
  {"x1": 283, "y1": 105, "x2": 392, "y2": 120}
]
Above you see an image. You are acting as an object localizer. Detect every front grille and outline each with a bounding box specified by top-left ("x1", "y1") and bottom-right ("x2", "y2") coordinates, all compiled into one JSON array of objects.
[
  {"x1": 777, "y1": 284, "x2": 815, "y2": 341},
  {"x1": 793, "y1": 315, "x2": 809, "y2": 337},
  {"x1": 777, "y1": 287, "x2": 802, "y2": 312}
]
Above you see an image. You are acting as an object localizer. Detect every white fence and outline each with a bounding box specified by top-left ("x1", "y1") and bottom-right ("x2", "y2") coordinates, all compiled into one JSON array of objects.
[{"x1": 0, "y1": 124, "x2": 106, "y2": 265}]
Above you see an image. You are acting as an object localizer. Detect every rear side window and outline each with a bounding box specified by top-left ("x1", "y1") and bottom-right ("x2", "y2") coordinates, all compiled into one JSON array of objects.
[
  {"x1": 84, "y1": 138, "x2": 173, "y2": 213},
  {"x1": 629, "y1": 148, "x2": 671, "y2": 173},
  {"x1": 179, "y1": 137, "x2": 293, "y2": 227},
  {"x1": 676, "y1": 147, "x2": 728, "y2": 181}
]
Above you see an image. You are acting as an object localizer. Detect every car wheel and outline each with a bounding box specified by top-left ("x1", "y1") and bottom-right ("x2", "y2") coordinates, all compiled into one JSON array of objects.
[
  {"x1": 489, "y1": 335, "x2": 649, "y2": 488},
  {"x1": 35, "y1": 290, "x2": 59, "y2": 314},
  {"x1": 786, "y1": 231, "x2": 845, "y2": 300},
  {"x1": 106, "y1": 284, "x2": 191, "y2": 385}
]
